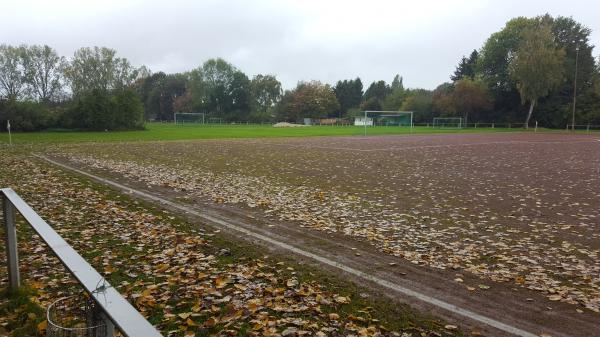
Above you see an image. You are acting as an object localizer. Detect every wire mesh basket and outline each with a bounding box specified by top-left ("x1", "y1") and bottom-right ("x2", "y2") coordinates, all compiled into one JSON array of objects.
[{"x1": 46, "y1": 294, "x2": 107, "y2": 337}]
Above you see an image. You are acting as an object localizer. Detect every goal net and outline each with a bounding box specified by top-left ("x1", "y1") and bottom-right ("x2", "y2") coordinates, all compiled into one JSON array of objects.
[
  {"x1": 360, "y1": 111, "x2": 413, "y2": 126},
  {"x1": 174, "y1": 113, "x2": 205, "y2": 124},
  {"x1": 432, "y1": 117, "x2": 463, "y2": 129}
]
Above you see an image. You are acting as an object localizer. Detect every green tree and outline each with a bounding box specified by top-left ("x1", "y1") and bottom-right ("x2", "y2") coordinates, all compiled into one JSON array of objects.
[
  {"x1": 251, "y1": 74, "x2": 282, "y2": 116},
  {"x1": 400, "y1": 89, "x2": 434, "y2": 122},
  {"x1": 432, "y1": 82, "x2": 456, "y2": 116},
  {"x1": 0, "y1": 99, "x2": 56, "y2": 131},
  {"x1": 67, "y1": 89, "x2": 115, "y2": 130},
  {"x1": 333, "y1": 78, "x2": 363, "y2": 117},
  {"x1": 452, "y1": 78, "x2": 492, "y2": 123},
  {"x1": 360, "y1": 97, "x2": 382, "y2": 111},
  {"x1": 390, "y1": 74, "x2": 404, "y2": 91},
  {"x1": 137, "y1": 71, "x2": 167, "y2": 119},
  {"x1": 113, "y1": 88, "x2": 144, "y2": 129},
  {"x1": 64, "y1": 47, "x2": 139, "y2": 96},
  {"x1": 148, "y1": 74, "x2": 186, "y2": 121},
  {"x1": 383, "y1": 75, "x2": 406, "y2": 110},
  {"x1": 451, "y1": 50, "x2": 478, "y2": 81},
  {"x1": 228, "y1": 71, "x2": 252, "y2": 121},
  {"x1": 574, "y1": 57, "x2": 600, "y2": 125},
  {"x1": 509, "y1": 24, "x2": 566, "y2": 128},
  {"x1": 535, "y1": 15, "x2": 597, "y2": 127},
  {"x1": 21, "y1": 45, "x2": 66, "y2": 102},
  {"x1": 66, "y1": 88, "x2": 144, "y2": 130},
  {"x1": 277, "y1": 81, "x2": 339, "y2": 121},
  {"x1": 363, "y1": 80, "x2": 390, "y2": 103},
  {"x1": 188, "y1": 58, "x2": 252, "y2": 121},
  {"x1": 0, "y1": 44, "x2": 26, "y2": 100},
  {"x1": 479, "y1": 17, "x2": 536, "y2": 92},
  {"x1": 195, "y1": 58, "x2": 236, "y2": 117}
]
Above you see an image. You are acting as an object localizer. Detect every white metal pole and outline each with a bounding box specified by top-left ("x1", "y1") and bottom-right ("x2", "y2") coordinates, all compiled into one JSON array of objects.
[
  {"x1": 410, "y1": 112, "x2": 413, "y2": 133},
  {"x1": 364, "y1": 110, "x2": 367, "y2": 136},
  {"x1": 3, "y1": 195, "x2": 20, "y2": 291}
]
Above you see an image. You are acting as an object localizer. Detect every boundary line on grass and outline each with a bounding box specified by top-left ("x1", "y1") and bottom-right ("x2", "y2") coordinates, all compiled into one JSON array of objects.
[{"x1": 36, "y1": 154, "x2": 538, "y2": 337}]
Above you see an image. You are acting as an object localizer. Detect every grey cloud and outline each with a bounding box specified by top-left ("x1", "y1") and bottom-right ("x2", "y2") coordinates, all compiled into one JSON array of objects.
[{"x1": 1, "y1": 0, "x2": 598, "y2": 90}]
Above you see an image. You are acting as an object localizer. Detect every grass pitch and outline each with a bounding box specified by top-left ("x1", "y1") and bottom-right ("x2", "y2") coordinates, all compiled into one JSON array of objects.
[{"x1": 0, "y1": 122, "x2": 539, "y2": 144}]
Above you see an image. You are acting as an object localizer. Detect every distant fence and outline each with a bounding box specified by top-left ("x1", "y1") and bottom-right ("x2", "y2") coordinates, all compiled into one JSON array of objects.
[
  {"x1": 1, "y1": 188, "x2": 163, "y2": 337},
  {"x1": 153, "y1": 119, "x2": 600, "y2": 131},
  {"x1": 566, "y1": 124, "x2": 600, "y2": 132}
]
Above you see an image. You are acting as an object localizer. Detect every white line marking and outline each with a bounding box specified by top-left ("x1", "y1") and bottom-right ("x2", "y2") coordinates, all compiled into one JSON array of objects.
[
  {"x1": 36, "y1": 154, "x2": 538, "y2": 337},
  {"x1": 238, "y1": 139, "x2": 600, "y2": 152}
]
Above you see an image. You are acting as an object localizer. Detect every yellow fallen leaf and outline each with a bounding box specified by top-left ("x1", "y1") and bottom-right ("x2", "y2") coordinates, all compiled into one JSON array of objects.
[
  {"x1": 204, "y1": 317, "x2": 217, "y2": 327},
  {"x1": 37, "y1": 320, "x2": 48, "y2": 333},
  {"x1": 215, "y1": 276, "x2": 230, "y2": 289},
  {"x1": 335, "y1": 296, "x2": 350, "y2": 304}
]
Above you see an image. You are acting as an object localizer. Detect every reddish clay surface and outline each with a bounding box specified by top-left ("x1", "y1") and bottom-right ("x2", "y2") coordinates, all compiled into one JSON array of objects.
[{"x1": 48, "y1": 132, "x2": 600, "y2": 336}]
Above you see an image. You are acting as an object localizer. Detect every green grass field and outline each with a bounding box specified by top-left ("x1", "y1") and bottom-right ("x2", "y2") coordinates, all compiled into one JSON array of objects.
[{"x1": 0, "y1": 122, "x2": 557, "y2": 144}]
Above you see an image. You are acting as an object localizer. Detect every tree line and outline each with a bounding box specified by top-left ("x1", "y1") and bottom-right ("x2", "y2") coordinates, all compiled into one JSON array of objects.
[
  {"x1": 1, "y1": 13, "x2": 599, "y2": 131},
  {"x1": 0, "y1": 45, "x2": 145, "y2": 131}
]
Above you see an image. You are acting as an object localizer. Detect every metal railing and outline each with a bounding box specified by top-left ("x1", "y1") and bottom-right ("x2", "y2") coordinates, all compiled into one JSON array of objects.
[{"x1": 1, "y1": 187, "x2": 163, "y2": 337}]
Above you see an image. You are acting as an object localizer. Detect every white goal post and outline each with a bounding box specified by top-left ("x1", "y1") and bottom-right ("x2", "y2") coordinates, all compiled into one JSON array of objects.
[
  {"x1": 361, "y1": 111, "x2": 414, "y2": 136},
  {"x1": 174, "y1": 113, "x2": 205, "y2": 124},
  {"x1": 432, "y1": 117, "x2": 463, "y2": 129}
]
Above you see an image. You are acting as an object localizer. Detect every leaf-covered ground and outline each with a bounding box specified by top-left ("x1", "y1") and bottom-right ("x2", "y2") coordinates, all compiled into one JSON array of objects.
[
  {"x1": 0, "y1": 148, "x2": 462, "y2": 337},
  {"x1": 48, "y1": 133, "x2": 600, "y2": 314}
]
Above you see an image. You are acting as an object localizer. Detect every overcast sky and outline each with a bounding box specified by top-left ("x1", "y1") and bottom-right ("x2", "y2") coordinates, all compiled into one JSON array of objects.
[{"x1": 1, "y1": 0, "x2": 599, "y2": 90}]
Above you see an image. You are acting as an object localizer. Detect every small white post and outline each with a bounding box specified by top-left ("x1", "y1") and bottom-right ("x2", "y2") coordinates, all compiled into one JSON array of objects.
[
  {"x1": 3, "y1": 194, "x2": 20, "y2": 292},
  {"x1": 534, "y1": 121, "x2": 538, "y2": 132},
  {"x1": 7, "y1": 120, "x2": 12, "y2": 146},
  {"x1": 410, "y1": 112, "x2": 413, "y2": 133}
]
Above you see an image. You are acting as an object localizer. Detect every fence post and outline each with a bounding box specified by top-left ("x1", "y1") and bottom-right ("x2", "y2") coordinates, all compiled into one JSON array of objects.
[
  {"x1": 99, "y1": 311, "x2": 116, "y2": 337},
  {"x1": 3, "y1": 194, "x2": 20, "y2": 292},
  {"x1": 492, "y1": 123, "x2": 494, "y2": 129}
]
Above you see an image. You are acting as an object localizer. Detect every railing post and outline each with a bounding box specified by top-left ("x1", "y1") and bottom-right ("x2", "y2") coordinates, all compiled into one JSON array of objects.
[
  {"x1": 100, "y1": 311, "x2": 116, "y2": 337},
  {"x1": 3, "y1": 194, "x2": 20, "y2": 292}
]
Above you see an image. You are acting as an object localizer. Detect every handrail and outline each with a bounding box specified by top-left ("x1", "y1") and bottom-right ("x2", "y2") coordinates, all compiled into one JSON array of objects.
[{"x1": 1, "y1": 188, "x2": 163, "y2": 337}]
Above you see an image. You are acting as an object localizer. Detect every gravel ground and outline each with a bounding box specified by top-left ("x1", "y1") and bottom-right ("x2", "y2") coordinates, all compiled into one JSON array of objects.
[{"x1": 49, "y1": 132, "x2": 600, "y2": 314}]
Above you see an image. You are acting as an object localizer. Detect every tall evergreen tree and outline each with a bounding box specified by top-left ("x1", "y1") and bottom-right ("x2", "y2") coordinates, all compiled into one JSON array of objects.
[
  {"x1": 451, "y1": 50, "x2": 478, "y2": 81},
  {"x1": 333, "y1": 78, "x2": 363, "y2": 117}
]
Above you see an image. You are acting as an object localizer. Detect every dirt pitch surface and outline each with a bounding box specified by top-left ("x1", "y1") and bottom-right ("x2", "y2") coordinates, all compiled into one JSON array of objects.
[{"x1": 45, "y1": 132, "x2": 600, "y2": 336}]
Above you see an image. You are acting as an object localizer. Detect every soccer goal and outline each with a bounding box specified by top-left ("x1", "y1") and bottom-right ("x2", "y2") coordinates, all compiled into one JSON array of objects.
[
  {"x1": 432, "y1": 117, "x2": 463, "y2": 129},
  {"x1": 358, "y1": 111, "x2": 413, "y2": 135},
  {"x1": 174, "y1": 112, "x2": 205, "y2": 124}
]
